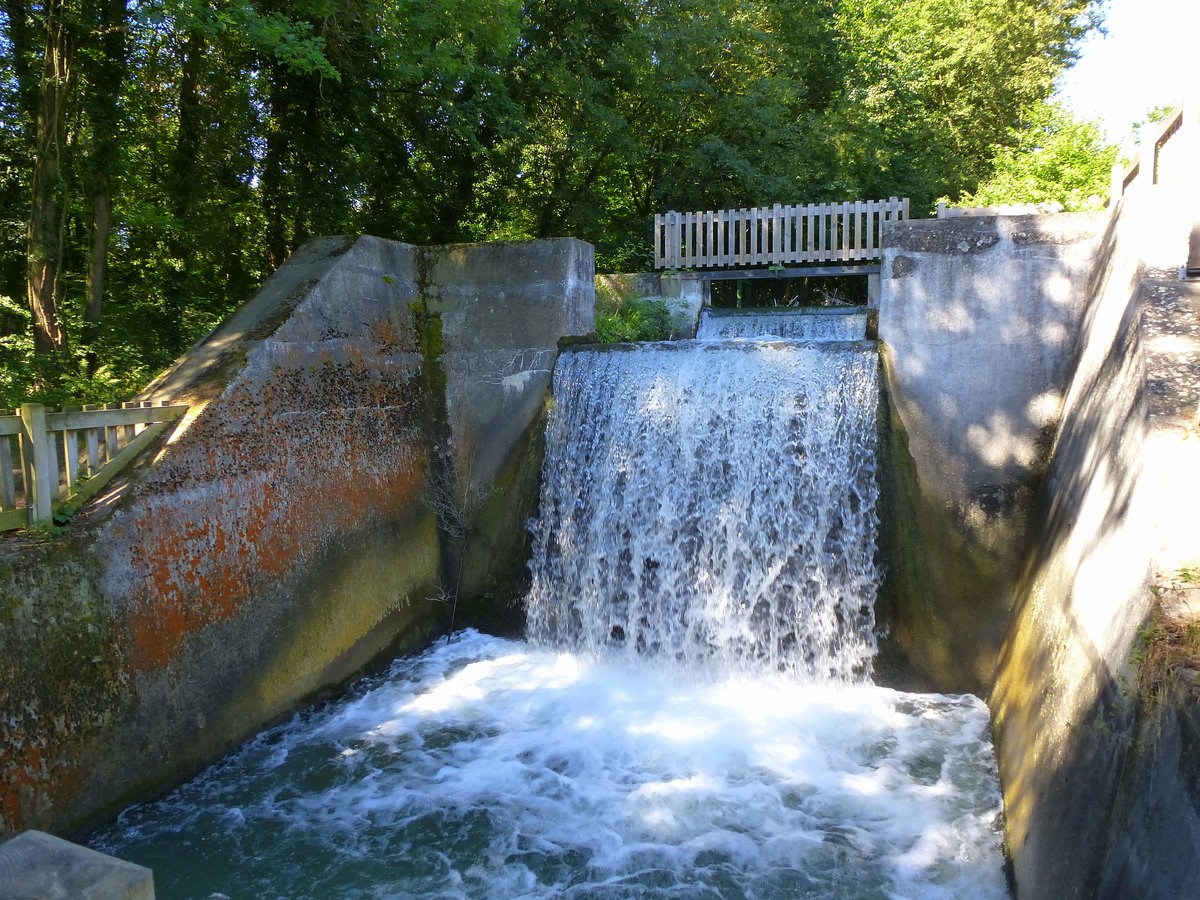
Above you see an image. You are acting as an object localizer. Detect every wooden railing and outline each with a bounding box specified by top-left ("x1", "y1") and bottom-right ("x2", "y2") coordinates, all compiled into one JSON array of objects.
[
  {"x1": 0, "y1": 400, "x2": 187, "y2": 530},
  {"x1": 1110, "y1": 98, "x2": 1195, "y2": 201},
  {"x1": 654, "y1": 198, "x2": 910, "y2": 270}
]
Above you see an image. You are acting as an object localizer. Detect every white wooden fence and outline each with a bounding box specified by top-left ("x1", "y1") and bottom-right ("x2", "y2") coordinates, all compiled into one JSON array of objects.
[
  {"x1": 0, "y1": 400, "x2": 187, "y2": 530},
  {"x1": 654, "y1": 198, "x2": 910, "y2": 270}
]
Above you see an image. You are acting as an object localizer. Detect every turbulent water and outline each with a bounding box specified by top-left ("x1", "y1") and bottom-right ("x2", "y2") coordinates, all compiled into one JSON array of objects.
[
  {"x1": 526, "y1": 340, "x2": 879, "y2": 680},
  {"x1": 91, "y1": 632, "x2": 1007, "y2": 900},
  {"x1": 696, "y1": 308, "x2": 867, "y2": 341},
  {"x1": 90, "y1": 319, "x2": 1009, "y2": 899}
]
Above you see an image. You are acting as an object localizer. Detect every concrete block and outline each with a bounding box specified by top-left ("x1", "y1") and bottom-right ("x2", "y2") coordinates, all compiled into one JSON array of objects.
[
  {"x1": 879, "y1": 212, "x2": 1103, "y2": 501},
  {"x1": 0, "y1": 235, "x2": 587, "y2": 839},
  {"x1": 669, "y1": 277, "x2": 706, "y2": 337},
  {"x1": 874, "y1": 211, "x2": 1105, "y2": 694},
  {"x1": 0, "y1": 831, "x2": 153, "y2": 899},
  {"x1": 424, "y1": 239, "x2": 595, "y2": 493},
  {"x1": 866, "y1": 273, "x2": 881, "y2": 310}
]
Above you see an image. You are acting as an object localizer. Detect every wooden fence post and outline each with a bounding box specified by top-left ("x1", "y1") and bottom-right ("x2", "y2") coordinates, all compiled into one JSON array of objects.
[{"x1": 19, "y1": 402, "x2": 53, "y2": 525}]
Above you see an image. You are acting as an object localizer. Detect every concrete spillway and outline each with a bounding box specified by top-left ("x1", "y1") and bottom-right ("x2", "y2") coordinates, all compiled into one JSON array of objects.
[
  {"x1": 89, "y1": 321, "x2": 1008, "y2": 898},
  {"x1": 695, "y1": 306, "x2": 867, "y2": 341}
]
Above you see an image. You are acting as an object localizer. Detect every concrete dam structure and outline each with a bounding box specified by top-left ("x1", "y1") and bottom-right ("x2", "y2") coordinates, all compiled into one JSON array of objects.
[
  {"x1": 2, "y1": 150, "x2": 1199, "y2": 896},
  {"x1": 0, "y1": 237, "x2": 596, "y2": 841},
  {"x1": 876, "y1": 190, "x2": 1200, "y2": 896}
]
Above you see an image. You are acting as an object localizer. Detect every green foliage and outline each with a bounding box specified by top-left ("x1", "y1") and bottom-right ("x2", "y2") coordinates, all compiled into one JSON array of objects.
[
  {"x1": 0, "y1": 0, "x2": 1105, "y2": 401},
  {"x1": 595, "y1": 296, "x2": 672, "y2": 343},
  {"x1": 1134, "y1": 569, "x2": 1200, "y2": 721},
  {"x1": 595, "y1": 239, "x2": 655, "y2": 275},
  {"x1": 952, "y1": 101, "x2": 1117, "y2": 211},
  {"x1": 0, "y1": 295, "x2": 152, "y2": 408}
]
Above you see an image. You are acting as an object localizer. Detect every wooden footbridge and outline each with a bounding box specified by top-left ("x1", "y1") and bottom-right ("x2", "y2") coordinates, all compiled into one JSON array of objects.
[{"x1": 654, "y1": 198, "x2": 909, "y2": 279}]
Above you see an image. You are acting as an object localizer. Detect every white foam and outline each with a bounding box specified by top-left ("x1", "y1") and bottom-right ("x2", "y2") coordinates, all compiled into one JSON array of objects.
[
  {"x1": 90, "y1": 331, "x2": 1010, "y2": 900},
  {"x1": 93, "y1": 632, "x2": 1008, "y2": 899},
  {"x1": 527, "y1": 341, "x2": 881, "y2": 680}
]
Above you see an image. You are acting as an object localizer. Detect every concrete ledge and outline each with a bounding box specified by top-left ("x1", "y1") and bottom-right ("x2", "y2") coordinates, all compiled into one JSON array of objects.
[{"x1": 0, "y1": 831, "x2": 153, "y2": 899}]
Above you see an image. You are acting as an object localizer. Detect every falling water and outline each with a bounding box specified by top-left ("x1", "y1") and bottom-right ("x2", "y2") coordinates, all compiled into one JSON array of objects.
[
  {"x1": 696, "y1": 307, "x2": 867, "y2": 341},
  {"x1": 90, "y1": 321, "x2": 1009, "y2": 899},
  {"x1": 526, "y1": 339, "x2": 879, "y2": 680}
]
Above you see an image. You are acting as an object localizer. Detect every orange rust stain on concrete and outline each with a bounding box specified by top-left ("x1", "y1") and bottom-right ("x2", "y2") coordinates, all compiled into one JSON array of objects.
[
  {"x1": 0, "y1": 746, "x2": 41, "y2": 832},
  {"x1": 370, "y1": 318, "x2": 402, "y2": 349},
  {"x1": 0, "y1": 745, "x2": 66, "y2": 834},
  {"x1": 125, "y1": 453, "x2": 427, "y2": 673},
  {"x1": 0, "y1": 785, "x2": 22, "y2": 831}
]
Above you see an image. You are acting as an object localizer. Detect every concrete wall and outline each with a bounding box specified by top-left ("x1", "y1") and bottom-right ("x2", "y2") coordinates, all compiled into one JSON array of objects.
[
  {"x1": 876, "y1": 213, "x2": 1103, "y2": 692},
  {"x1": 0, "y1": 236, "x2": 594, "y2": 838},
  {"x1": 422, "y1": 241, "x2": 595, "y2": 621},
  {"x1": 990, "y1": 185, "x2": 1200, "y2": 899},
  {"x1": 878, "y1": 189, "x2": 1200, "y2": 895}
]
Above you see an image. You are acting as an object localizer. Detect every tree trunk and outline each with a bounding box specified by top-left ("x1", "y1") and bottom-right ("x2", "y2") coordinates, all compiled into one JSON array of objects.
[
  {"x1": 26, "y1": 0, "x2": 74, "y2": 357},
  {"x1": 82, "y1": 0, "x2": 128, "y2": 355},
  {"x1": 161, "y1": 27, "x2": 202, "y2": 353},
  {"x1": 262, "y1": 67, "x2": 291, "y2": 271}
]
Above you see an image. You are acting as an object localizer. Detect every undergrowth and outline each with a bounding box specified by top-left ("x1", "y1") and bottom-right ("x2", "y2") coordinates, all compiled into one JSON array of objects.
[
  {"x1": 1134, "y1": 567, "x2": 1200, "y2": 716},
  {"x1": 594, "y1": 282, "x2": 671, "y2": 343}
]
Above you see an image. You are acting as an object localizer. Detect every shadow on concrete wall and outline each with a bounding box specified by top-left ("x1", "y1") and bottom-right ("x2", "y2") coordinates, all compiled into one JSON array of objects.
[
  {"x1": 989, "y1": 188, "x2": 1200, "y2": 899},
  {"x1": 875, "y1": 211, "x2": 1103, "y2": 694}
]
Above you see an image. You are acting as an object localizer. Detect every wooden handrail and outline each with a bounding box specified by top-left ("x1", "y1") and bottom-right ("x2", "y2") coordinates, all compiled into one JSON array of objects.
[
  {"x1": 0, "y1": 400, "x2": 187, "y2": 530},
  {"x1": 1110, "y1": 98, "x2": 1195, "y2": 202},
  {"x1": 653, "y1": 198, "x2": 910, "y2": 270}
]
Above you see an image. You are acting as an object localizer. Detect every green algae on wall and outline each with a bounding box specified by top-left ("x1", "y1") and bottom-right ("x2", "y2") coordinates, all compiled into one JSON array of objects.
[
  {"x1": 0, "y1": 545, "x2": 122, "y2": 832},
  {"x1": 453, "y1": 398, "x2": 550, "y2": 636}
]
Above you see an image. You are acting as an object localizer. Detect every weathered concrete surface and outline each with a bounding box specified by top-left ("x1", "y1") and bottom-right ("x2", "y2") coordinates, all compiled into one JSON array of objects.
[
  {"x1": 990, "y1": 183, "x2": 1200, "y2": 899},
  {"x1": 429, "y1": 240, "x2": 593, "y2": 496},
  {"x1": 876, "y1": 212, "x2": 1103, "y2": 692},
  {"x1": 421, "y1": 239, "x2": 594, "y2": 623},
  {"x1": 666, "y1": 275, "x2": 706, "y2": 336},
  {"x1": 0, "y1": 830, "x2": 153, "y2": 899},
  {"x1": 881, "y1": 213, "x2": 1102, "y2": 505},
  {"x1": 0, "y1": 236, "x2": 593, "y2": 838}
]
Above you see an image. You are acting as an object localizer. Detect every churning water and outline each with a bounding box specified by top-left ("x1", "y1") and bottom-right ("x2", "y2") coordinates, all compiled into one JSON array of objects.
[{"x1": 90, "y1": 325, "x2": 1009, "y2": 899}]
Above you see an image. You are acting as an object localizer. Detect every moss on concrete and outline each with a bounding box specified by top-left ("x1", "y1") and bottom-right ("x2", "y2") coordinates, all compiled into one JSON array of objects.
[
  {"x1": 1094, "y1": 665, "x2": 1200, "y2": 896},
  {"x1": 0, "y1": 542, "x2": 124, "y2": 833},
  {"x1": 455, "y1": 399, "x2": 549, "y2": 636}
]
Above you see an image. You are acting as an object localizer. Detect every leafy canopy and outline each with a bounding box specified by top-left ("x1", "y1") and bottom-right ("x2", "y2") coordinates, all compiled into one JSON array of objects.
[
  {"x1": 0, "y1": 0, "x2": 1105, "y2": 403},
  {"x1": 954, "y1": 101, "x2": 1117, "y2": 211}
]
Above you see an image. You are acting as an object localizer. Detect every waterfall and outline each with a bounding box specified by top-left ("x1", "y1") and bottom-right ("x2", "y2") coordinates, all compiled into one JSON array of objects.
[
  {"x1": 696, "y1": 306, "x2": 867, "y2": 341},
  {"x1": 89, "y1": 324, "x2": 1009, "y2": 900},
  {"x1": 526, "y1": 338, "x2": 879, "y2": 680}
]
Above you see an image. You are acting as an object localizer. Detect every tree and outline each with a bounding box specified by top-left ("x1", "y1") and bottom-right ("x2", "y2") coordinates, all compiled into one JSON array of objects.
[
  {"x1": 954, "y1": 101, "x2": 1117, "y2": 211},
  {"x1": 25, "y1": 0, "x2": 80, "y2": 357},
  {"x1": 0, "y1": 0, "x2": 1106, "y2": 403},
  {"x1": 79, "y1": 0, "x2": 128, "y2": 361},
  {"x1": 836, "y1": 0, "x2": 1099, "y2": 209}
]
